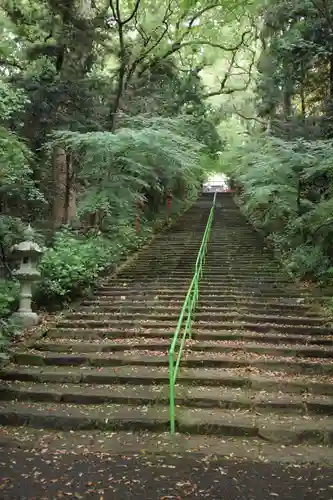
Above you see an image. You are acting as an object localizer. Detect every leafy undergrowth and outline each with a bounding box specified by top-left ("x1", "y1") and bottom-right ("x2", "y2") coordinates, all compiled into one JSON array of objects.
[
  {"x1": 36, "y1": 199, "x2": 191, "y2": 307},
  {"x1": 223, "y1": 136, "x2": 333, "y2": 287},
  {"x1": 0, "y1": 199, "x2": 192, "y2": 352},
  {"x1": 0, "y1": 280, "x2": 20, "y2": 358}
]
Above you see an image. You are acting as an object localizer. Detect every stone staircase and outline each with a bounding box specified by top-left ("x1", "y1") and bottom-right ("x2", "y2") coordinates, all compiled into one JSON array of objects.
[{"x1": 1, "y1": 193, "x2": 333, "y2": 446}]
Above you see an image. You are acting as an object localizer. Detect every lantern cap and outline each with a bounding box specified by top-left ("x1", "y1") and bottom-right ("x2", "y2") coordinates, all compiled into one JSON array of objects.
[
  {"x1": 24, "y1": 224, "x2": 35, "y2": 241},
  {"x1": 11, "y1": 224, "x2": 45, "y2": 256}
]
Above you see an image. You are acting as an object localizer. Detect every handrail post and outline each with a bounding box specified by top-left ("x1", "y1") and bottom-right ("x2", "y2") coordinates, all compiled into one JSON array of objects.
[
  {"x1": 188, "y1": 298, "x2": 192, "y2": 338},
  {"x1": 168, "y1": 192, "x2": 217, "y2": 434},
  {"x1": 169, "y1": 351, "x2": 176, "y2": 434},
  {"x1": 195, "y1": 276, "x2": 199, "y2": 303}
]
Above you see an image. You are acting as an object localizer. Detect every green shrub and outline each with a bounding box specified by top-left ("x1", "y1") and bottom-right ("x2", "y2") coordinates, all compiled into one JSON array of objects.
[
  {"x1": 223, "y1": 134, "x2": 333, "y2": 281},
  {"x1": 38, "y1": 231, "x2": 114, "y2": 302},
  {"x1": 0, "y1": 279, "x2": 20, "y2": 317},
  {"x1": 1, "y1": 197, "x2": 193, "y2": 313},
  {"x1": 0, "y1": 279, "x2": 20, "y2": 357},
  {"x1": 284, "y1": 245, "x2": 329, "y2": 281},
  {"x1": 36, "y1": 220, "x2": 155, "y2": 305}
]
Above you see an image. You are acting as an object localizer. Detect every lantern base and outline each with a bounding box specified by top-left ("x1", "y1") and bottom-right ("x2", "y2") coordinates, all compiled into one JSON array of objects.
[{"x1": 12, "y1": 311, "x2": 39, "y2": 328}]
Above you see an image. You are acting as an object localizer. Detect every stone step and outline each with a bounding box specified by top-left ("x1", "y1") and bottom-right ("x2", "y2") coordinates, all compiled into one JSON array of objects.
[
  {"x1": 95, "y1": 287, "x2": 191, "y2": 294},
  {"x1": 205, "y1": 257, "x2": 275, "y2": 261},
  {"x1": 9, "y1": 349, "x2": 333, "y2": 374},
  {"x1": 207, "y1": 242, "x2": 264, "y2": 246},
  {"x1": 99, "y1": 280, "x2": 295, "y2": 290},
  {"x1": 82, "y1": 297, "x2": 313, "y2": 309},
  {"x1": 45, "y1": 328, "x2": 174, "y2": 339},
  {"x1": 122, "y1": 264, "x2": 277, "y2": 271},
  {"x1": 193, "y1": 321, "x2": 333, "y2": 335},
  {"x1": 43, "y1": 327, "x2": 333, "y2": 344},
  {"x1": 87, "y1": 295, "x2": 313, "y2": 306},
  {"x1": 202, "y1": 277, "x2": 293, "y2": 283},
  {"x1": 192, "y1": 331, "x2": 333, "y2": 346},
  {"x1": 132, "y1": 250, "x2": 201, "y2": 256},
  {"x1": 207, "y1": 255, "x2": 272, "y2": 259},
  {"x1": 144, "y1": 242, "x2": 203, "y2": 246},
  {"x1": 80, "y1": 305, "x2": 183, "y2": 313},
  {"x1": 128, "y1": 258, "x2": 277, "y2": 264},
  {"x1": 2, "y1": 382, "x2": 333, "y2": 415},
  {"x1": 207, "y1": 239, "x2": 265, "y2": 243},
  {"x1": 195, "y1": 313, "x2": 329, "y2": 326},
  {"x1": 64, "y1": 311, "x2": 328, "y2": 327},
  {"x1": 205, "y1": 268, "x2": 285, "y2": 274},
  {"x1": 98, "y1": 282, "x2": 305, "y2": 292},
  {"x1": 103, "y1": 276, "x2": 293, "y2": 284},
  {"x1": 31, "y1": 338, "x2": 174, "y2": 352},
  {"x1": 204, "y1": 265, "x2": 281, "y2": 270},
  {"x1": 176, "y1": 408, "x2": 333, "y2": 443},
  {"x1": 136, "y1": 253, "x2": 199, "y2": 259},
  {"x1": 207, "y1": 246, "x2": 269, "y2": 250},
  {"x1": 119, "y1": 267, "x2": 283, "y2": 276},
  {"x1": 111, "y1": 274, "x2": 196, "y2": 280},
  {"x1": 207, "y1": 249, "x2": 270, "y2": 253},
  {"x1": 117, "y1": 274, "x2": 287, "y2": 282},
  {"x1": 31, "y1": 339, "x2": 333, "y2": 358},
  {"x1": 94, "y1": 289, "x2": 310, "y2": 299},
  {"x1": 208, "y1": 245, "x2": 267, "y2": 249},
  {"x1": 0, "y1": 401, "x2": 332, "y2": 443},
  {"x1": 198, "y1": 262, "x2": 281, "y2": 268},
  {"x1": 1, "y1": 365, "x2": 333, "y2": 394},
  {"x1": 205, "y1": 257, "x2": 278, "y2": 262},
  {"x1": 197, "y1": 305, "x2": 319, "y2": 316},
  {"x1": 54, "y1": 319, "x2": 332, "y2": 335},
  {"x1": 80, "y1": 304, "x2": 320, "y2": 317},
  {"x1": 54, "y1": 319, "x2": 177, "y2": 329}
]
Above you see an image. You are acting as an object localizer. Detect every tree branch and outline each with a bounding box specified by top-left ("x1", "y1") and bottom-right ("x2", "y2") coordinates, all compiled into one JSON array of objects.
[
  {"x1": 203, "y1": 46, "x2": 238, "y2": 99},
  {"x1": 307, "y1": 0, "x2": 333, "y2": 30},
  {"x1": 136, "y1": 3, "x2": 233, "y2": 77},
  {"x1": 124, "y1": 0, "x2": 174, "y2": 88},
  {"x1": 109, "y1": 1, "x2": 126, "y2": 130},
  {"x1": 123, "y1": 0, "x2": 141, "y2": 24},
  {"x1": 313, "y1": 218, "x2": 333, "y2": 235},
  {"x1": 133, "y1": 12, "x2": 151, "y2": 46},
  {"x1": 109, "y1": 0, "x2": 143, "y2": 129},
  {"x1": 175, "y1": 3, "x2": 222, "y2": 37},
  {"x1": 203, "y1": 46, "x2": 256, "y2": 98},
  {"x1": 232, "y1": 105, "x2": 266, "y2": 125},
  {"x1": 137, "y1": 30, "x2": 252, "y2": 80},
  {"x1": 159, "y1": 29, "x2": 252, "y2": 64},
  {"x1": 170, "y1": 35, "x2": 251, "y2": 59},
  {"x1": 0, "y1": 58, "x2": 24, "y2": 70}
]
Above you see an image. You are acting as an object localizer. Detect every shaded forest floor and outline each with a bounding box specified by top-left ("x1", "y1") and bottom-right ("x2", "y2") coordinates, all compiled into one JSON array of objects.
[
  {"x1": 2, "y1": 424, "x2": 333, "y2": 495},
  {"x1": 1, "y1": 443, "x2": 333, "y2": 499}
]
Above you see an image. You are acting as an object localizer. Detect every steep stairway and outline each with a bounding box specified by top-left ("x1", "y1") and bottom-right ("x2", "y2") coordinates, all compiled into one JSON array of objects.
[
  {"x1": 1, "y1": 193, "x2": 333, "y2": 446},
  {"x1": 0, "y1": 195, "x2": 212, "y2": 431}
]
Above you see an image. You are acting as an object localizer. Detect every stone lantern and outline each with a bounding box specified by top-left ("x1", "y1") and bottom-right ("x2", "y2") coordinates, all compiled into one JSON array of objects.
[{"x1": 11, "y1": 225, "x2": 45, "y2": 328}]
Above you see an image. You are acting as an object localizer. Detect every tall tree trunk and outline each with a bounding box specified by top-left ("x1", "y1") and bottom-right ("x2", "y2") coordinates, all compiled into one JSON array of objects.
[
  {"x1": 282, "y1": 60, "x2": 293, "y2": 138},
  {"x1": 300, "y1": 61, "x2": 306, "y2": 122},
  {"x1": 52, "y1": 147, "x2": 76, "y2": 228},
  {"x1": 327, "y1": 53, "x2": 333, "y2": 138},
  {"x1": 51, "y1": 0, "x2": 96, "y2": 228}
]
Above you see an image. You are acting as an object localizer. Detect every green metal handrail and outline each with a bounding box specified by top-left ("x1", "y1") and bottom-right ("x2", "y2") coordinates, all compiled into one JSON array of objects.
[{"x1": 168, "y1": 191, "x2": 217, "y2": 434}]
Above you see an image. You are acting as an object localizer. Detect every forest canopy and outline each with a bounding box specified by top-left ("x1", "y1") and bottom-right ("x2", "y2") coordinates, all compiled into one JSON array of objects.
[{"x1": 0, "y1": 0, "x2": 256, "y2": 333}]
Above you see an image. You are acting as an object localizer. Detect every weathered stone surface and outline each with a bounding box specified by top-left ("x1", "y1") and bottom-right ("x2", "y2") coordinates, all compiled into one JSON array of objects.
[
  {"x1": 1, "y1": 192, "x2": 333, "y2": 453},
  {"x1": 0, "y1": 402, "x2": 169, "y2": 431}
]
